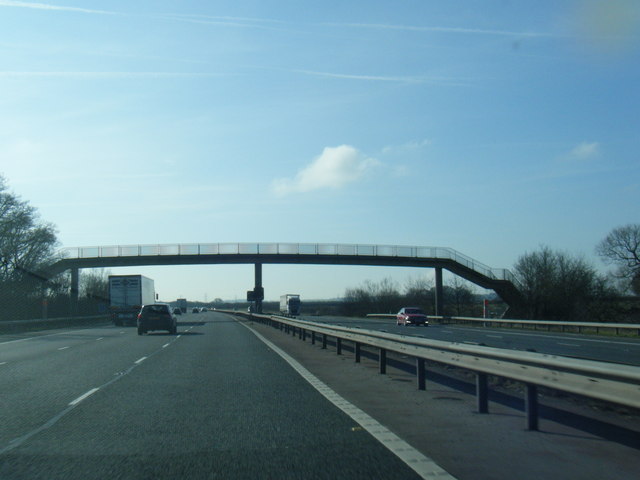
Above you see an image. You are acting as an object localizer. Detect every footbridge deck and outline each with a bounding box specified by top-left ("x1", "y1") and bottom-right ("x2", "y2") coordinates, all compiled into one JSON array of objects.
[{"x1": 48, "y1": 243, "x2": 524, "y2": 310}]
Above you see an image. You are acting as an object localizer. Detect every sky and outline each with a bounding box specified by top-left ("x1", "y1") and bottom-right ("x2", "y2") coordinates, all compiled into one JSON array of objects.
[{"x1": 1, "y1": 0, "x2": 639, "y2": 303}]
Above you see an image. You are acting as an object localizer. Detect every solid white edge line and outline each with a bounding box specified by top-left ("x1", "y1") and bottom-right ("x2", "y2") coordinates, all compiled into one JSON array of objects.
[
  {"x1": 134, "y1": 356, "x2": 147, "y2": 364},
  {"x1": 69, "y1": 388, "x2": 99, "y2": 406},
  {"x1": 57, "y1": 346, "x2": 69, "y2": 350},
  {"x1": 162, "y1": 343, "x2": 170, "y2": 348},
  {"x1": 237, "y1": 320, "x2": 457, "y2": 480},
  {"x1": 0, "y1": 362, "x2": 7, "y2": 365}
]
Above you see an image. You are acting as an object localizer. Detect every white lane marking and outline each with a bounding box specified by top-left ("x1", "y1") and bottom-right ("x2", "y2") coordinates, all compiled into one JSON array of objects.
[
  {"x1": 0, "y1": 327, "x2": 112, "y2": 346},
  {"x1": 0, "y1": 362, "x2": 7, "y2": 365},
  {"x1": 237, "y1": 321, "x2": 456, "y2": 480},
  {"x1": 557, "y1": 343, "x2": 580, "y2": 347},
  {"x1": 134, "y1": 356, "x2": 147, "y2": 364},
  {"x1": 96, "y1": 337, "x2": 104, "y2": 341},
  {"x1": 119, "y1": 331, "x2": 125, "y2": 334},
  {"x1": 162, "y1": 343, "x2": 170, "y2": 348},
  {"x1": 2, "y1": 339, "x2": 174, "y2": 455},
  {"x1": 57, "y1": 346, "x2": 69, "y2": 351},
  {"x1": 177, "y1": 335, "x2": 182, "y2": 339},
  {"x1": 486, "y1": 335, "x2": 503, "y2": 338},
  {"x1": 69, "y1": 388, "x2": 99, "y2": 406},
  {"x1": 447, "y1": 326, "x2": 640, "y2": 346}
]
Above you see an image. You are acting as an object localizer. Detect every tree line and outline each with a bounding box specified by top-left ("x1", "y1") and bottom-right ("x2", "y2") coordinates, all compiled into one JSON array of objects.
[
  {"x1": 0, "y1": 176, "x2": 109, "y2": 321},
  {"x1": 342, "y1": 229, "x2": 640, "y2": 322},
  {"x1": 1, "y1": 174, "x2": 639, "y2": 322}
]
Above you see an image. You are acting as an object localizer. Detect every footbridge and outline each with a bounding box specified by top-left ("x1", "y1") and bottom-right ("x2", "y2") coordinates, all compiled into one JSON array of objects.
[{"x1": 48, "y1": 242, "x2": 524, "y2": 315}]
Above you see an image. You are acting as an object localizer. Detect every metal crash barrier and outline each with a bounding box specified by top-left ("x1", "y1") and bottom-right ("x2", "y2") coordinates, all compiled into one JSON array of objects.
[{"x1": 228, "y1": 311, "x2": 640, "y2": 431}]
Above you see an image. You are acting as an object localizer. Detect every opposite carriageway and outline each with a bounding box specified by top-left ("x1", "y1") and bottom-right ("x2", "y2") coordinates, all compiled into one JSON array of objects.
[{"x1": 47, "y1": 242, "x2": 525, "y2": 315}]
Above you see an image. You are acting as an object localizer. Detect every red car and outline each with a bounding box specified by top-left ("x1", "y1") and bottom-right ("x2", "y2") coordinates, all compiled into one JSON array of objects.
[{"x1": 396, "y1": 307, "x2": 429, "y2": 326}]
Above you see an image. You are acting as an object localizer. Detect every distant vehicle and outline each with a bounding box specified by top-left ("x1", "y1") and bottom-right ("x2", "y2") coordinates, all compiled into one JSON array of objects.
[
  {"x1": 109, "y1": 275, "x2": 155, "y2": 326},
  {"x1": 177, "y1": 298, "x2": 187, "y2": 314},
  {"x1": 396, "y1": 307, "x2": 429, "y2": 326},
  {"x1": 280, "y1": 294, "x2": 301, "y2": 316},
  {"x1": 137, "y1": 303, "x2": 177, "y2": 335},
  {"x1": 192, "y1": 307, "x2": 199, "y2": 313},
  {"x1": 172, "y1": 307, "x2": 182, "y2": 315},
  {"x1": 200, "y1": 307, "x2": 208, "y2": 312}
]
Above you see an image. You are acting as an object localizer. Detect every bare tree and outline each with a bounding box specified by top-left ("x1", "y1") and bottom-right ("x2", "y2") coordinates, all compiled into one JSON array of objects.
[
  {"x1": 0, "y1": 176, "x2": 58, "y2": 282},
  {"x1": 403, "y1": 276, "x2": 434, "y2": 312},
  {"x1": 514, "y1": 246, "x2": 612, "y2": 320},
  {"x1": 596, "y1": 224, "x2": 640, "y2": 294},
  {"x1": 81, "y1": 269, "x2": 110, "y2": 301},
  {"x1": 445, "y1": 276, "x2": 476, "y2": 316}
]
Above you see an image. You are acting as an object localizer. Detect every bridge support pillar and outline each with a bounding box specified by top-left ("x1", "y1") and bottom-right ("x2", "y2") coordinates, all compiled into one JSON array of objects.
[
  {"x1": 254, "y1": 263, "x2": 263, "y2": 314},
  {"x1": 70, "y1": 268, "x2": 79, "y2": 316},
  {"x1": 435, "y1": 267, "x2": 444, "y2": 316}
]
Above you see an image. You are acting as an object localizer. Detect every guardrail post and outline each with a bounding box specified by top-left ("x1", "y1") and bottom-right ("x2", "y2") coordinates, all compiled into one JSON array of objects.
[
  {"x1": 416, "y1": 358, "x2": 426, "y2": 390},
  {"x1": 322, "y1": 334, "x2": 327, "y2": 349},
  {"x1": 525, "y1": 384, "x2": 539, "y2": 431},
  {"x1": 355, "y1": 342, "x2": 361, "y2": 363},
  {"x1": 299, "y1": 327, "x2": 303, "y2": 339},
  {"x1": 476, "y1": 373, "x2": 488, "y2": 413},
  {"x1": 379, "y1": 348, "x2": 387, "y2": 374},
  {"x1": 302, "y1": 329, "x2": 306, "y2": 341},
  {"x1": 311, "y1": 331, "x2": 316, "y2": 345},
  {"x1": 336, "y1": 337, "x2": 342, "y2": 355}
]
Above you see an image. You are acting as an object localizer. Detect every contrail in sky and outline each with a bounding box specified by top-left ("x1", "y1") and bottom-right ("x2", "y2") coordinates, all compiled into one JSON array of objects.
[
  {"x1": 325, "y1": 22, "x2": 567, "y2": 38},
  {"x1": 0, "y1": 0, "x2": 117, "y2": 15}
]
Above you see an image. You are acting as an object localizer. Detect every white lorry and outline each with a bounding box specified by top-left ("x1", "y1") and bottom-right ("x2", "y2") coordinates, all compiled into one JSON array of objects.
[
  {"x1": 280, "y1": 294, "x2": 301, "y2": 316},
  {"x1": 109, "y1": 275, "x2": 156, "y2": 326}
]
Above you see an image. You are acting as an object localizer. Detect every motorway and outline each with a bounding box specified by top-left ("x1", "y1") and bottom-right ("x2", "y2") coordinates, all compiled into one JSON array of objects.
[
  {"x1": 0, "y1": 312, "x2": 436, "y2": 480},
  {"x1": 2, "y1": 312, "x2": 640, "y2": 479},
  {"x1": 303, "y1": 315, "x2": 640, "y2": 365}
]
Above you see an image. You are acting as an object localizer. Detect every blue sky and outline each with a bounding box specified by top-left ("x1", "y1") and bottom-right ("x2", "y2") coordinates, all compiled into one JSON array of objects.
[{"x1": 1, "y1": 1, "x2": 638, "y2": 302}]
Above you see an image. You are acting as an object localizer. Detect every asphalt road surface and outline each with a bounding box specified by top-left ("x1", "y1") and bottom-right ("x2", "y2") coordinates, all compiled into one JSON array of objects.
[
  {"x1": 0, "y1": 312, "x2": 434, "y2": 480},
  {"x1": 303, "y1": 315, "x2": 640, "y2": 365}
]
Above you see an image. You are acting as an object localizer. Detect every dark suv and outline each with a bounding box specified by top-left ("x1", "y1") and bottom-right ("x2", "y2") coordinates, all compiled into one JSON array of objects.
[{"x1": 137, "y1": 303, "x2": 177, "y2": 335}]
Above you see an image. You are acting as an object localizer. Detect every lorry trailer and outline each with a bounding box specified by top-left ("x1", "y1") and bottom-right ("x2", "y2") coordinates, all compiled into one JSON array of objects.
[
  {"x1": 109, "y1": 275, "x2": 156, "y2": 326},
  {"x1": 280, "y1": 294, "x2": 301, "y2": 316}
]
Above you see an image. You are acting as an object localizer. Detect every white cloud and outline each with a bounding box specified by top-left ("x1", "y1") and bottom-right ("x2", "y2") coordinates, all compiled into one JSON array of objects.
[
  {"x1": 568, "y1": 141, "x2": 600, "y2": 159},
  {"x1": 271, "y1": 145, "x2": 379, "y2": 196}
]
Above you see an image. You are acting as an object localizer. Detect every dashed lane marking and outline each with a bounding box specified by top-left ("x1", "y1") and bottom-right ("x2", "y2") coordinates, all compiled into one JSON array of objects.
[
  {"x1": 134, "y1": 356, "x2": 147, "y2": 364},
  {"x1": 69, "y1": 388, "x2": 99, "y2": 406},
  {"x1": 1, "y1": 338, "x2": 178, "y2": 455}
]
